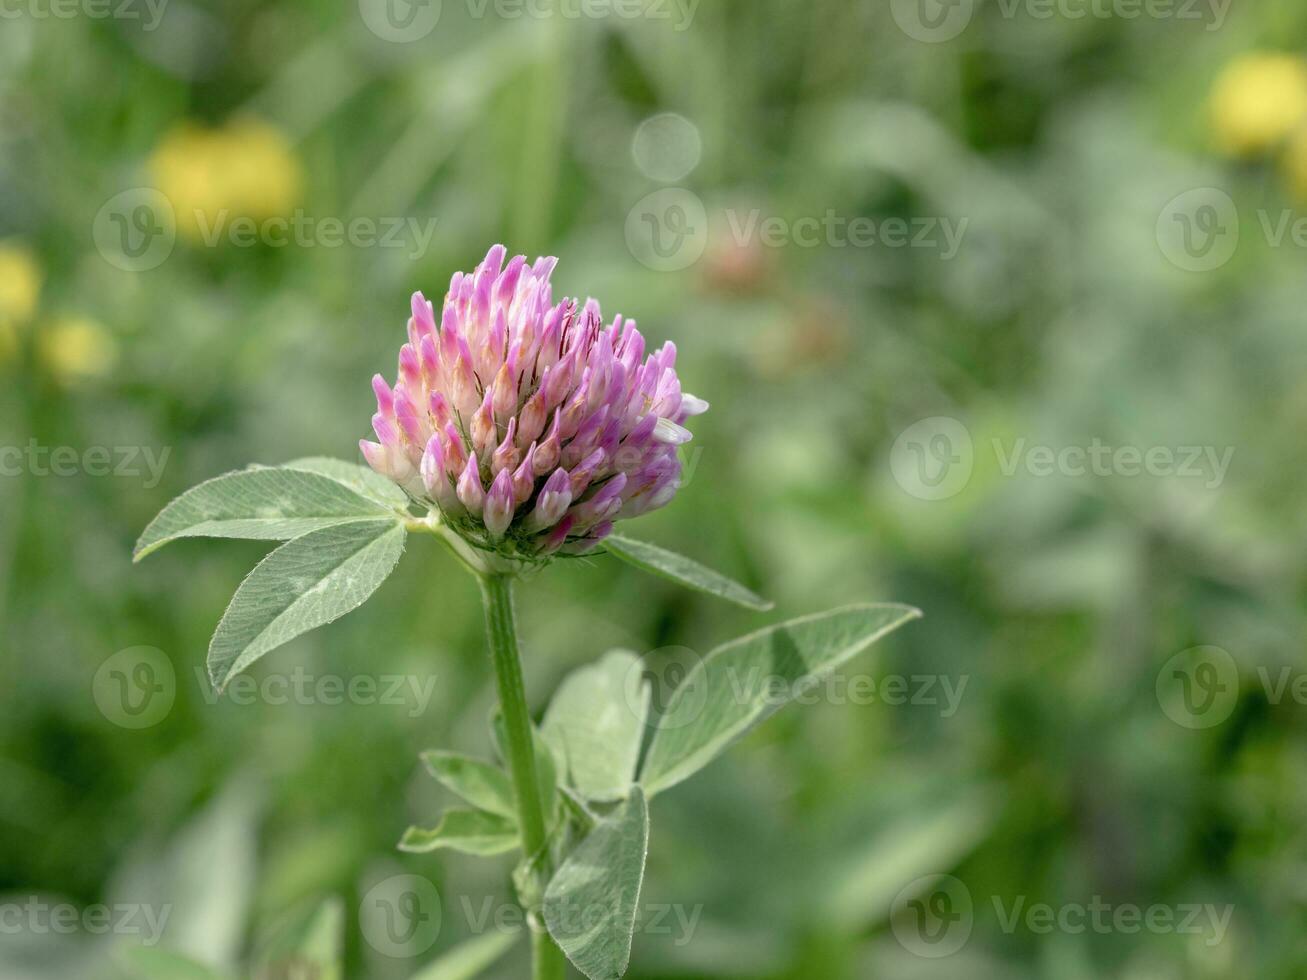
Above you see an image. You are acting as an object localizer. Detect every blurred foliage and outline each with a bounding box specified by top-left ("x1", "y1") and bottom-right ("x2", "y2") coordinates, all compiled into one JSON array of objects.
[{"x1": 3, "y1": 0, "x2": 1307, "y2": 977}]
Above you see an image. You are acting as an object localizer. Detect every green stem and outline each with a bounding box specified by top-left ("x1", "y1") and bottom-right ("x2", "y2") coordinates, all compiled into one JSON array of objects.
[{"x1": 477, "y1": 573, "x2": 567, "y2": 980}]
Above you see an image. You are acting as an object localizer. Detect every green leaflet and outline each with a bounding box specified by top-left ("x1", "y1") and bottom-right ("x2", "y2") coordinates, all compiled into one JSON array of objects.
[
  {"x1": 421, "y1": 750, "x2": 517, "y2": 819},
  {"x1": 207, "y1": 520, "x2": 406, "y2": 690},
  {"x1": 640, "y1": 604, "x2": 922, "y2": 795},
  {"x1": 399, "y1": 807, "x2": 520, "y2": 856},
  {"x1": 542, "y1": 650, "x2": 649, "y2": 802},
  {"x1": 543, "y1": 787, "x2": 649, "y2": 980},
  {"x1": 134, "y1": 466, "x2": 397, "y2": 561},
  {"x1": 603, "y1": 535, "x2": 772, "y2": 611},
  {"x1": 283, "y1": 456, "x2": 411, "y2": 510}
]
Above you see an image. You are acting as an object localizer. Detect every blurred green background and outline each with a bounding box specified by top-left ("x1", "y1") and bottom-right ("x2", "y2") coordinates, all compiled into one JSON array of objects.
[{"x1": 4, "y1": 0, "x2": 1307, "y2": 976}]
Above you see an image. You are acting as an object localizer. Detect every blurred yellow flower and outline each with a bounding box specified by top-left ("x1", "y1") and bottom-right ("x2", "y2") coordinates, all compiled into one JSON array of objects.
[
  {"x1": 1210, "y1": 53, "x2": 1307, "y2": 156},
  {"x1": 39, "y1": 316, "x2": 119, "y2": 383},
  {"x1": 149, "y1": 117, "x2": 302, "y2": 243},
  {"x1": 0, "y1": 241, "x2": 42, "y2": 324},
  {"x1": 1282, "y1": 126, "x2": 1307, "y2": 201}
]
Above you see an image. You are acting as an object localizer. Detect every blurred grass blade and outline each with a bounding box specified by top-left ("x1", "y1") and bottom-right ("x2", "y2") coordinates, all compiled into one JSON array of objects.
[
  {"x1": 406, "y1": 930, "x2": 520, "y2": 980},
  {"x1": 134, "y1": 467, "x2": 395, "y2": 561},
  {"x1": 823, "y1": 788, "x2": 994, "y2": 932},
  {"x1": 542, "y1": 650, "x2": 649, "y2": 802},
  {"x1": 604, "y1": 535, "x2": 773, "y2": 611},
  {"x1": 251, "y1": 897, "x2": 343, "y2": 980},
  {"x1": 399, "y1": 808, "x2": 519, "y2": 856},
  {"x1": 119, "y1": 947, "x2": 226, "y2": 980},
  {"x1": 421, "y1": 750, "x2": 517, "y2": 819},
  {"x1": 283, "y1": 456, "x2": 411, "y2": 510},
  {"x1": 543, "y1": 787, "x2": 649, "y2": 980},
  {"x1": 640, "y1": 604, "x2": 922, "y2": 796},
  {"x1": 207, "y1": 521, "x2": 406, "y2": 690}
]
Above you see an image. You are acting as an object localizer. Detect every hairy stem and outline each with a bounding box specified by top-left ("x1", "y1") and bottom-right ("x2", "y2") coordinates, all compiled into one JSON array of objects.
[{"x1": 478, "y1": 573, "x2": 567, "y2": 980}]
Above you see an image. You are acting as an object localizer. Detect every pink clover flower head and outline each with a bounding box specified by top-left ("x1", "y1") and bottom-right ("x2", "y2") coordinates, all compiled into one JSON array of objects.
[{"x1": 361, "y1": 245, "x2": 706, "y2": 560}]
